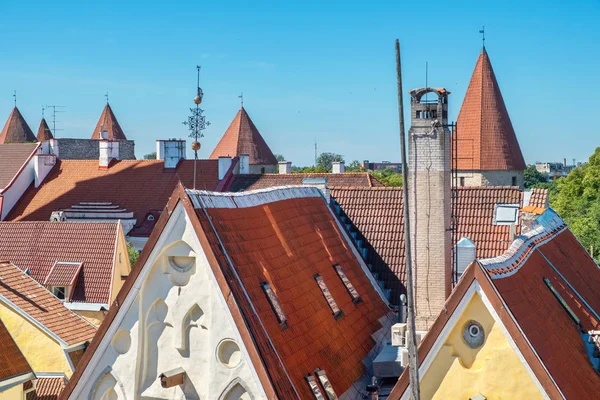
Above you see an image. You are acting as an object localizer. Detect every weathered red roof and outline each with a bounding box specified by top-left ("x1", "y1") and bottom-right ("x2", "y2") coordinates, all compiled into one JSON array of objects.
[
  {"x1": 229, "y1": 172, "x2": 383, "y2": 191},
  {"x1": 91, "y1": 104, "x2": 126, "y2": 140},
  {"x1": 0, "y1": 261, "x2": 97, "y2": 346},
  {"x1": 27, "y1": 376, "x2": 67, "y2": 400},
  {"x1": 209, "y1": 107, "x2": 277, "y2": 165},
  {"x1": 36, "y1": 118, "x2": 54, "y2": 141},
  {"x1": 0, "y1": 107, "x2": 36, "y2": 144},
  {"x1": 0, "y1": 143, "x2": 39, "y2": 190},
  {"x1": 7, "y1": 159, "x2": 220, "y2": 231},
  {"x1": 0, "y1": 222, "x2": 118, "y2": 304},
  {"x1": 455, "y1": 48, "x2": 526, "y2": 171},
  {"x1": 0, "y1": 318, "x2": 32, "y2": 382}
]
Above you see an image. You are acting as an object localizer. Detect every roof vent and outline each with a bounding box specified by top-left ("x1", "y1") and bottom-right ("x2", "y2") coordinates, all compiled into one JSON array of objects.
[{"x1": 455, "y1": 237, "x2": 476, "y2": 278}]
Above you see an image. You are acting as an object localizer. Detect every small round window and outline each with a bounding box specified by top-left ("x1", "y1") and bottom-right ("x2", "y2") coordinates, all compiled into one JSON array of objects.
[
  {"x1": 148, "y1": 215, "x2": 155, "y2": 221},
  {"x1": 463, "y1": 320, "x2": 485, "y2": 348}
]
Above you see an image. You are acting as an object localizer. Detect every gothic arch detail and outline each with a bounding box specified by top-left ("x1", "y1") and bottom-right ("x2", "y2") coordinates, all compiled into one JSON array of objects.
[{"x1": 219, "y1": 378, "x2": 254, "y2": 400}]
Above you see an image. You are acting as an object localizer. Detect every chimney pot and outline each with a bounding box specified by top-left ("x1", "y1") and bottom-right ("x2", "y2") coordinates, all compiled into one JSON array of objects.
[
  {"x1": 157, "y1": 139, "x2": 186, "y2": 168},
  {"x1": 218, "y1": 157, "x2": 233, "y2": 180},
  {"x1": 278, "y1": 161, "x2": 292, "y2": 174},
  {"x1": 332, "y1": 161, "x2": 345, "y2": 174},
  {"x1": 99, "y1": 140, "x2": 119, "y2": 168}
]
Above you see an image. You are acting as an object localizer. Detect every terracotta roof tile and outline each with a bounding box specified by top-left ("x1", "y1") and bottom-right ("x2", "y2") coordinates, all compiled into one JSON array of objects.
[
  {"x1": 44, "y1": 262, "x2": 83, "y2": 287},
  {"x1": 0, "y1": 261, "x2": 97, "y2": 346},
  {"x1": 0, "y1": 222, "x2": 118, "y2": 304},
  {"x1": 27, "y1": 376, "x2": 67, "y2": 400},
  {"x1": 91, "y1": 104, "x2": 126, "y2": 140},
  {"x1": 7, "y1": 159, "x2": 220, "y2": 232},
  {"x1": 209, "y1": 107, "x2": 277, "y2": 165},
  {"x1": 0, "y1": 143, "x2": 39, "y2": 189},
  {"x1": 195, "y1": 193, "x2": 390, "y2": 399},
  {"x1": 229, "y1": 172, "x2": 383, "y2": 191},
  {"x1": 455, "y1": 48, "x2": 526, "y2": 171},
  {"x1": 0, "y1": 107, "x2": 36, "y2": 144},
  {"x1": 0, "y1": 318, "x2": 32, "y2": 381},
  {"x1": 36, "y1": 118, "x2": 54, "y2": 141}
]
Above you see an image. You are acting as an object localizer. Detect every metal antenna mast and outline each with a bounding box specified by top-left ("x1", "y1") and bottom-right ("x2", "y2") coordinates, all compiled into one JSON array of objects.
[
  {"x1": 395, "y1": 39, "x2": 421, "y2": 400},
  {"x1": 183, "y1": 65, "x2": 210, "y2": 190},
  {"x1": 46, "y1": 105, "x2": 65, "y2": 137}
]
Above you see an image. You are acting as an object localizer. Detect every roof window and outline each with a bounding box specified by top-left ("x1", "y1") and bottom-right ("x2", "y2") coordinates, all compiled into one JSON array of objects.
[
  {"x1": 315, "y1": 369, "x2": 339, "y2": 400},
  {"x1": 333, "y1": 264, "x2": 362, "y2": 304},
  {"x1": 314, "y1": 274, "x2": 343, "y2": 319},
  {"x1": 305, "y1": 374, "x2": 325, "y2": 399},
  {"x1": 260, "y1": 282, "x2": 288, "y2": 329}
]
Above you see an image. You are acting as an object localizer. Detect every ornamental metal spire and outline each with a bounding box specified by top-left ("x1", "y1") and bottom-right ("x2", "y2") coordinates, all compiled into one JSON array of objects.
[{"x1": 183, "y1": 65, "x2": 210, "y2": 189}]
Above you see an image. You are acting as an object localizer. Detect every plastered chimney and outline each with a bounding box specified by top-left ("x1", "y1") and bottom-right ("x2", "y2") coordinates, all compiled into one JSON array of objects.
[
  {"x1": 218, "y1": 157, "x2": 233, "y2": 180},
  {"x1": 239, "y1": 154, "x2": 250, "y2": 175},
  {"x1": 332, "y1": 161, "x2": 345, "y2": 174},
  {"x1": 408, "y1": 87, "x2": 452, "y2": 331},
  {"x1": 99, "y1": 140, "x2": 119, "y2": 168},
  {"x1": 278, "y1": 161, "x2": 292, "y2": 174},
  {"x1": 157, "y1": 139, "x2": 186, "y2": 169}
]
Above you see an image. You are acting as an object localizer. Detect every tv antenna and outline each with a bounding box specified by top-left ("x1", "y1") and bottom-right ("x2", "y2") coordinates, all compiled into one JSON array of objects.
[{"x1": 45, "y1": 105, "x2": 66, "y2": 137}]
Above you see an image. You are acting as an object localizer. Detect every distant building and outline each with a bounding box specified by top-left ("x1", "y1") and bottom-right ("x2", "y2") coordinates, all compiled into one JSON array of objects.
[
  {"x1": 535, "y1": 159, "x2": 580, "y2": 179},
  {"x1": 362, "y1": 160, "x2": 402, "y2": 173}
]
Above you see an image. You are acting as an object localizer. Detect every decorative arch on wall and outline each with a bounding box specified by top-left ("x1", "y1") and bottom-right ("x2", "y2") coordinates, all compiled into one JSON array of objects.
[
  {"x1": 219, "y1": 378, "x2": 254, "y2": 400},
  {"x1": 140, "y1": 298, "x2": 171, "y2": 392},
  {"x1": 90, "y1": 366, "x2": 127, "y2": 400},
  {"x1": 176, "y1": 303, "x2": 208, "y2": 352}
]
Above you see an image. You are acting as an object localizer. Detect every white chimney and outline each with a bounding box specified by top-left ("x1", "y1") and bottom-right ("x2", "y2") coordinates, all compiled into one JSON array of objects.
[
  {"x1": 33, "y1": 154, "x2": 56, "y2": 187},
  {"x1": 218, "y1": 157, "x2": 233, "y2": 180},
  {"x1": 157, "y1": 139, "x2": 186, "y2": 168},
  {"x1": 239, "y1": 154, "x2": 250, "y2": 175},
  {"x1": 455, "y1": 237, "x2": 476, "y2": 278},
  {"x1": 99, "y1": 140, "x2": 119, "y2": 168},
  {"x1": 332, "y1": 161, "x2": 345, "y2": 174},
  {"x1": 278, "y1": 161, "x2": 292, "y2": 174}
]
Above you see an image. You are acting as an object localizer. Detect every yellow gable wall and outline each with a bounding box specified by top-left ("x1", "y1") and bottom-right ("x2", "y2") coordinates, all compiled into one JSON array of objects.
[
  {"x1": 0, "y1": 383, "x2": 25, "y2": 399},
  {"x1": 111, "y1": 226, "x2": 131, "y2": 305},
  {"x1": 0, "y1": 303, "x2": 71, "y2": 377},
  {"x1": 420, "y1": 293, "x2": 544, "y2": 400}
]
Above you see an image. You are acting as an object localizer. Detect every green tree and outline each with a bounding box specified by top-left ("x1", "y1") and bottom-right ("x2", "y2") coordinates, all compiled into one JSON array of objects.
[
  {"x1": 143, "y1": 152, "x2": 157, "y2": 160},
  {"x1": 316, "y1": 153, "x2": 344, "y2": 172},
  {"x1": 552, "y1": 148, "x2": 600, "y2": 261},
  {"x1": 523, "y1": 165, "x2": 547, "y2": 188},
  {"x1": 127, "y1": 242, "x2": 140, "y2": 268},
  {"x1": 274, "y1": 154, "x2": 285, "y2": 162},
  {"x1": 346, "y1": 160, "x2": 365, "y2": 172},
  {"x1": 371, "y1": 168, "x2": 402, "y2": 187}
]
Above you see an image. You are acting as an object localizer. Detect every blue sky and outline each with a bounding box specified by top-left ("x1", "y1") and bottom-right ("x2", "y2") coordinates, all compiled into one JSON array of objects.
[{"x1": 1, "y1": 0, "x2": 598, "y2": 166}]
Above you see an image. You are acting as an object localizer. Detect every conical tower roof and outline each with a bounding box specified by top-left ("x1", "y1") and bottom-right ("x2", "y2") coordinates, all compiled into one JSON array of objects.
[
  {"x1": 0, "y1": 107, "x2": 36, "y2": 144},
  {"x1": 36, "y1": 118, "x2": 54, "y2": 141},
  {"x1": 91, "y1": 103, "x2": 127, "y2": 140},
  {"x1": 209, "y1": 107, "x2": 277, "y2": 165},
  {"x1": 455, "y1": 48, "x2": 526, "y2": 171}
]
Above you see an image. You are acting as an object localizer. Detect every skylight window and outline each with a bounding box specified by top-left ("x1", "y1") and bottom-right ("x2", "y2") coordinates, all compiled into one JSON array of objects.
[
  {"x1": 314, "y1": 274, "x2": 343, "y2": 319},
  {"x1": 305, "y1": 374, "x2": 325, "y2": 399},
  {"x1": 260, "y1": 282, "x2": 288, "y2": 329},
  {"x1": 315, "y1": 369, "x2": 339, "y2": 400},
  {"x1": 493, "y1": 203, "x2": 520, "y2": 225},
  {"x1": 333, "y1": 264, "x2": 362, "y2": 304}
]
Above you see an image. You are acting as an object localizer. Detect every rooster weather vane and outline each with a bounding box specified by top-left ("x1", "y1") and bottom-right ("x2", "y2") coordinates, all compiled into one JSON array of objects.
[{"x1": 183, "y1": 65, "x2": 210, "y2": 189}]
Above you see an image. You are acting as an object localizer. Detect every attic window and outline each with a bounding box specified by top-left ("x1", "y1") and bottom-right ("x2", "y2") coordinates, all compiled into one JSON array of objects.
[
  {"x1": 148, "y1": 215, "x2": 155, "y2": 221},
  {"x1": 261, "y1": 282, "x2": 288, "y2": 329},
  {"x1": 333, "y1": 264, "x2": 362, "y2": 304},
  {"x1": 305, "y1": 374, "x2": 325, "y2": 399},
  {"x1": 314, "y1": 274, "x2": 343, "y2": 319},
  {"x1": 53, "y1": 286, "x2": 66, "y2": 300},
  {"x1": 315, "y1": 369, "x2": 339, "y2": 400}
]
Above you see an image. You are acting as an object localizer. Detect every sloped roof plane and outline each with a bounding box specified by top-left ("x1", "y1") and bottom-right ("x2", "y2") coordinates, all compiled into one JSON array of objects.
[
  {"x1": 91, "y1": 104, "x2": 127, "y2": 140},
  {"x1": 455, "y1": 48, "x2": 526, "y2": 171},
  {"x1": 209, "y1": 107, "x2": 277, "y2": 165},
  {"x1": 37, "y1": 118, "x2": 54, "y2": 141},
  {"x1": 0, "y1": 318, "x2": 33, "y2": 384},
  {"x1": 0, "y1": 143, "x2": 40, "y2": 190},
  {"x1": 0, "y1": 107, "x2": 36, "y2": 144}
]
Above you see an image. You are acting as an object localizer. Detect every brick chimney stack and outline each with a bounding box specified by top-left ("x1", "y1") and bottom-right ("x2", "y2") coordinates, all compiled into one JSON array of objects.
[{"x1": 407, "y1": 87, "x2": 452, "y2": 331}]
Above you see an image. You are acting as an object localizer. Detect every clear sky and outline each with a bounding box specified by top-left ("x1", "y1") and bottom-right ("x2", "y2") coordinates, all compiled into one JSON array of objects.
[{"x1": 1, "y1": 0, "x2": 598, "y2": 166}]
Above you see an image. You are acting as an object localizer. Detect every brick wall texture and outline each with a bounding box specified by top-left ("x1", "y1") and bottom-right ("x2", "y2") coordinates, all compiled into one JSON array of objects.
[{"x1": 55, "y1": 138, "x2": 135, "y2": 160}]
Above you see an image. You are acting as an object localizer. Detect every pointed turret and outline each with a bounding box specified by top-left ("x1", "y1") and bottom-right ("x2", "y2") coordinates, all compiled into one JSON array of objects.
[
  {"x1": 91, "y1": 103, "x2": 127, "y2": 140},
  {"x1": 455, "y1": 47, "x2": 526, "y2": 187},
  {"x1": 210, "y1": 107, "x2": 277, "y2": 166},
  {"x1": 0, "y1": 107, "x2": 36, "y2": 144},
  {"x1": 36, "y1": 118, "x2": 54, "y2": 141}
]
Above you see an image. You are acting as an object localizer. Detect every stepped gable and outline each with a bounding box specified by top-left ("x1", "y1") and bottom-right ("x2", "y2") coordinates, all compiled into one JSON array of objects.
[
  {"x1": 209, "y1": 107, "x2": 277, "y2": 165},
  {"x1": 455, "y1": 47, "x2": 526, "y2": 171},
  {"x1": 0, "y1": 107, "x2": 36, "y2": 144}
]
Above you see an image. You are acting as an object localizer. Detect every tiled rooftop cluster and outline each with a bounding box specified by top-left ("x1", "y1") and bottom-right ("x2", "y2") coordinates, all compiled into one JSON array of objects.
[{"x1": 229, "y1": 172, "x2": 382, "y2": 192}]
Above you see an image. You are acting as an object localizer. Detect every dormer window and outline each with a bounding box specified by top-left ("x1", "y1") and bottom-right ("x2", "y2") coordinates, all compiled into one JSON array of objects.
[
  {"x1": 314, "y1": 274, "x2": 343, "y2": 319},
  {"x1": 52, "y1": 286, "x2": 66, "y2": 300},
  {"x1": 333, "y1": 265, "x2": 362, "y2": 304},
  {"x1": 43, "y1": 261, "x2": 83, "y2": 303},
  {"x1": 261, "y1": 282, "x2": 287, "y2": 329}
]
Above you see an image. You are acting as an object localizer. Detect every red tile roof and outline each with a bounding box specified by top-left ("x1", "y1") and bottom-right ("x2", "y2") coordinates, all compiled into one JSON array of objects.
[
  {"x1": 229, "y1": 172, "x2": 383, "y2": 191},
  {"x1": 194, "y1": 190, "x2": 390, "y2": 399},
  {"x1": 27, "y1": 376, "x2": 67, "y2": 400},
  {"x1": 0, "y1": 222, "x2": 118, "y2": 304},
  {"x1": 0, "y1": 143, "x2": 39, "y2": 190},
  {"x1": 0, "y1": 107, "x2": 37, "y2": 144},
  {"x1": 455, "y1": 48, "x2": 526, "y2": 171},
  {"x1": 91, "y1": 104, "x2": 126, "y2": 140},
  {"x1": 7, "y1": 159, "x2": 220, "y2": 231},
  {"x1": 209, "y1": 107, "x2": 277, "y2": 165},
  {"x1": 329, "y1": 186, "x2": 548, "y2": 301},
  {"x1": 44, "y1": 262, "x2": 83, "y2": 287},
  {"x1": 36, "y1": 118, "x2": 54, "y2": 141},
  {"x1": 0, "y1": 318, "x2": 32, "y2": 381},
  {"x1": 0, "y1": 261, "x2": 97, "y2": 346}
]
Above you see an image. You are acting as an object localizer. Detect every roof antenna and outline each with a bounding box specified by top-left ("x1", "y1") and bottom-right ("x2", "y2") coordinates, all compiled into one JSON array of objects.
[
  {"x1": 238, "y1": 92, "x2": 244, "y2": 107},
  {"x1": 13, "y1": 90, "x2": 16, "y2": 107},
  {"x1": 105, "y1": 92, "x2": 109, "y2": 104},
  {"x1": 479, "y1": 26, "x2": 485, "y2": 49}
]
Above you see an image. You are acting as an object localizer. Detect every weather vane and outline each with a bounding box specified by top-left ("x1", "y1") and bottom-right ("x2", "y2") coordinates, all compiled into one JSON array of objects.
[
  {"x1": 182, "y1": 65, "x2": 210, "y2": 189},
  {"x1": 105, "y1": 92, "x2": 109, "y2": 104},
  {"x1": 479, "y1": 26, "x2": 485, "y2": 47},
  {"x1": 238, "y1": 92, "x2": 244, "y2": 107},
  {"x1": 13, "y1": 90, "x2": 16, "y2": 107}
]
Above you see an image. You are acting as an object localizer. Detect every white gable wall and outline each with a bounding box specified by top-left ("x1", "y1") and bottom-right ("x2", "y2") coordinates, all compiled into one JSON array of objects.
[{"x1": 69, "y1": 202, "x2": 265, "y2": 399}]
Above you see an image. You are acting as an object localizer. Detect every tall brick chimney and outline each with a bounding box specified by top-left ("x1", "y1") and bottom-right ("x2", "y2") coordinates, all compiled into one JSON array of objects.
[{"x1": 407, "y1": 87, "x2": 452, "y2": 331}]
